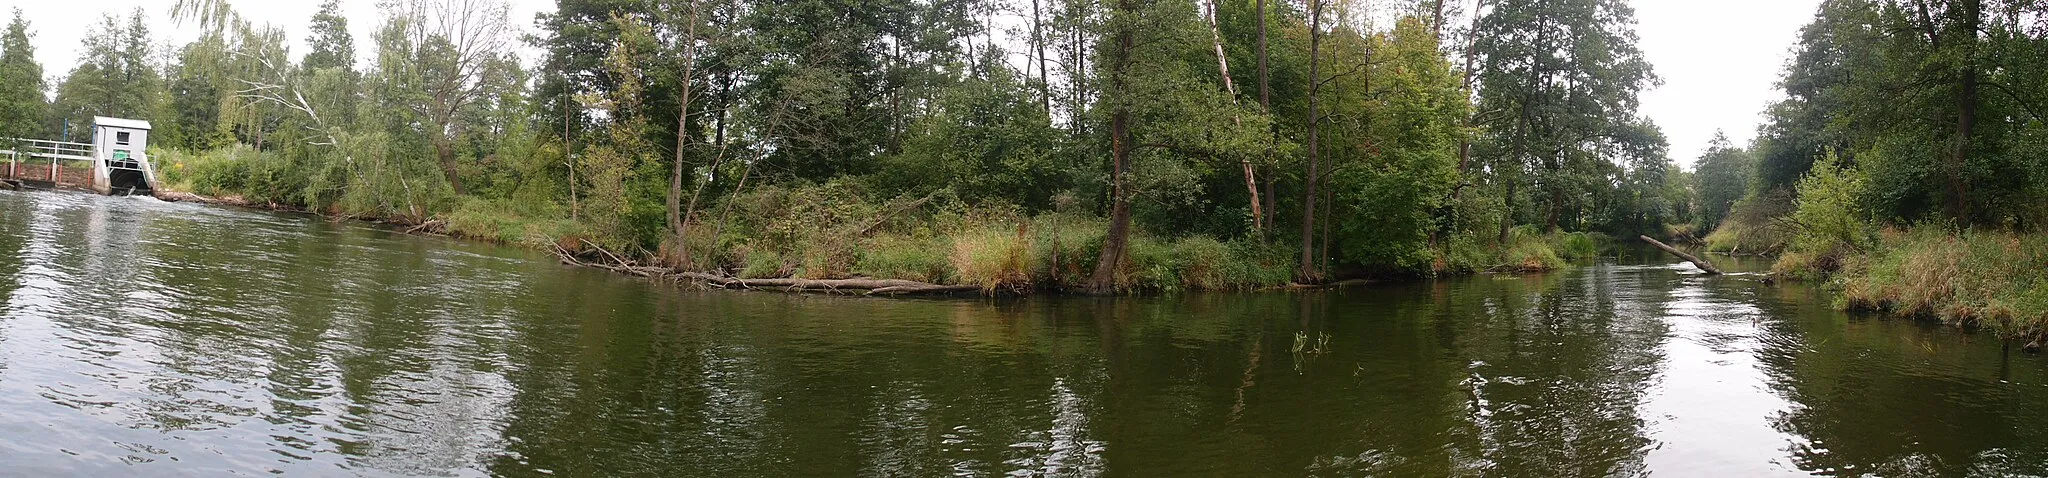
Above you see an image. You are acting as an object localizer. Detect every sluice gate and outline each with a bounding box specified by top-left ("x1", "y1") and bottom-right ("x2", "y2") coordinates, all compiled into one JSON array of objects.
[{"x1": 0, "y1": 117, "x2": 157, "y2": 196}]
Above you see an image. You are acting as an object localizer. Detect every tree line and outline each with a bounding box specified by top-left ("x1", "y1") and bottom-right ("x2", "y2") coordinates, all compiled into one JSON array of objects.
[
  {"x1": 1697, "y1": 0, "x2": 2048, "y2": 254},
  {"x1": 0, "y1": 0, "x2": 1698, "y2": 290}
]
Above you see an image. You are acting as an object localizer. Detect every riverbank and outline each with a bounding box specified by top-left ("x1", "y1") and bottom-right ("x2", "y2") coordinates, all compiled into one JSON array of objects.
[
  {"x1": 149, "y1": 184, "x2": 1608, "y2": 296},
  {"x1": 1771, "y1": 226, "x2": 2048, "y2": 346}
]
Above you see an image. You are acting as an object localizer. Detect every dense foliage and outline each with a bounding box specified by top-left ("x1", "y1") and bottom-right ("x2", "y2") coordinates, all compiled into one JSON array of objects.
[
  {"x1": 1713, "y1": 0, "x2": 2048, "y2": 338},
  {"x1": 1751, "y1": 0, "x2": 2048, "y2": 230},
  {"x1": 3, "y1": 0, "x2": 1707, "y2": 291}
]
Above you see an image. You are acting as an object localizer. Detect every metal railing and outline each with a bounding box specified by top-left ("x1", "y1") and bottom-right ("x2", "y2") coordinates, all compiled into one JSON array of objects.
[
  {"x1": 0, "y1": 137, "x2": 95, "y2": 161},
  {"x1": 1, "y1": 137, "x2": 161, "y2": 193},
  {"x1": 1, "y1": 137, "x2": 98, "y2": 189}
]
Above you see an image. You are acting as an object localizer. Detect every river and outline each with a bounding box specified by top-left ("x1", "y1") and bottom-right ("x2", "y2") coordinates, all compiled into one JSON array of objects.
[{"x1": 0, "y1": 191, "x2": 2043, "y2": 476}]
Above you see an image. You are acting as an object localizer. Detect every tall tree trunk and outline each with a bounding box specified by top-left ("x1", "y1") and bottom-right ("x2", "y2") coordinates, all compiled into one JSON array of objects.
[
  {"x1": 1257, "y1": 0, "x2": 1270, "y2": 109},
  {"x1": 1033, "y1": 0, "x2": 1052, "y2": 114},
  {"x1": 679, "y1": 108, "x2": 704, "y2": 250},
  {"x1": 1256, "y1": 0, "x2": 1275, "y2": 234},
  {"x1": 1262, "y1": 172, "x2": 1277, "y2": 233},
  {"x1": 433, "y1": 135, "x2": 465, "y2": 195},
  {"x1": 1455, "y1": 0, "x2": 1484, "y2": 181},
  {"x1": 1089, "y1": 0, "x2": 1137, "y2": 294},
  {"x1": 1499, "y1": 43, "x2": 1541, "y2": 244},
  {"x1": 1432, "y1": 0, "x2": 1447, "y2": 42},
  {"x1": 1949, "y1": 0, "x2": 1979, "y2": 224},
  {"x1": 670, "y1": 0, "x2": 702, "y2": 266},
  {"x1": 1319, "y1": 186, "x2": 1333, "y2": 274},
  {"x1": 1299, "y1": 0, "x2": 1325, "y2": 283},
  {"x1": 1202, "y1": 0, "x2": 1263, "y2": 237},
  {"x1": 1546, "y1": 187, "x2": 1562, "y2": 232},
  {"x1": 564, "y1": 69, "x2": 578, "y2": 222},
  {"x1": 1499, "y1": 177, "x2": 1516, "y2": 243},
  {"x1": 715, "y1": 71, "x2": 731, "y2": 146}
]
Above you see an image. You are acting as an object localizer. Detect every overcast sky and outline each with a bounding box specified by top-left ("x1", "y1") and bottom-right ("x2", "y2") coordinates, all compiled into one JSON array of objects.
[
  {"x1": 1634, "y1": 0, "x2": 1820, "y2": 166},
  {"x1": 17, "y1": 0, "x2": 1819, "y2": 168},
  {"x1": 14, "y1": 0, "x2": 559, "y2": 85}
]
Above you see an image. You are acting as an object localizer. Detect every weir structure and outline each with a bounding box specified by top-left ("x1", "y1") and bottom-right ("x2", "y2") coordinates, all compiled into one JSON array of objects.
[{"x1": 0, "y1": 116, "x2": 158, "y2": 196}]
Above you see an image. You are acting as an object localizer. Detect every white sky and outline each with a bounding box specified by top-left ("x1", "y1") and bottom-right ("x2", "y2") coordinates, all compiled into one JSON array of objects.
[
  {"x1": 18, "y1": 0, "x2": 1819, "y2": 169},
  {"x1": 1634, "y1": 0, "x2": 1820, "y2": 166},
  {"x1": 14, "y1": 0, "x2": 558, "y2": 83}
]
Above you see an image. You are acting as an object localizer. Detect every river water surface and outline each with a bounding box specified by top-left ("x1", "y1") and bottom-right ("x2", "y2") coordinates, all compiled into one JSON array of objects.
[{"x1": 0, "y1": 191, "x2": 2044, "y2": 476}]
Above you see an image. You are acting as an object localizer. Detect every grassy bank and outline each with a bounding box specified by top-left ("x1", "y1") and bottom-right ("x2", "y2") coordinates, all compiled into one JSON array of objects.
[{"x1": 1775, "y1": 227, "x2": 2048, "y2": 342}]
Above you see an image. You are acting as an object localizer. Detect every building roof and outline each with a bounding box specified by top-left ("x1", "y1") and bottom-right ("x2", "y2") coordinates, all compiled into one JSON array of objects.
[{"x1": 93, "y1": 116, "x2": 152, "y2": 131}]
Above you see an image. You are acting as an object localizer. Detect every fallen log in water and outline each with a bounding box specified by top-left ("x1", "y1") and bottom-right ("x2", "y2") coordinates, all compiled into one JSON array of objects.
[
  {"x1": 700, "y1": 277, "x2": 981, "y2": 295},
  {"x1": 1639, "y1": 235, "x2": 1722, "y2": 275}
]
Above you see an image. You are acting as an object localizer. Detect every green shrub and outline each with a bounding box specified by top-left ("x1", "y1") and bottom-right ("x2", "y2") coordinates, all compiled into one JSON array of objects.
[
  {"x1": 739, "y1": 249, "x2": 788, "y2": 279},
  {"x1": 856, "y1": 234, "x2": 952, "y2": 283},
  {"x1": 1123, "y1": 236, "x2": 1177, "y2": 291},
  {"x1": 1225, "y1": 241, "x2": 1297, "y2": 288},
  {"x1": 1171, "y1": 236, "x2": 1233, "y2": 290},
  {"x1": 1772, "y1": 153, "x2": 1873, "y2": 278},
  {"x1": 1549, "y1": 231, "x2": 1602, "y2": 262}
]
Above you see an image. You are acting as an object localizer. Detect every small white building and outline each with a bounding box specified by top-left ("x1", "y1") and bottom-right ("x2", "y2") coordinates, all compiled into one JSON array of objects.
[{"x1": 90, "y1": 116, "x2": 155, "y2": 195}]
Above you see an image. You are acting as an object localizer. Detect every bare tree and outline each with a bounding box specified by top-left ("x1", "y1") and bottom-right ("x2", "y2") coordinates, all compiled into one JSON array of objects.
[
  {"x1": 1201, "y1": 0, "x2": 1265, "y2": 239},
  {"x1": 388, "y1": 0, "x2": 516, "y2": 195}
]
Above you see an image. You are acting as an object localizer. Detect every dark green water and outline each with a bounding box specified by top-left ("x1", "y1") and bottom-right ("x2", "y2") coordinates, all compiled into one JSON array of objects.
[{"x1": 0, "y1": 191, "x2": 2044, "y2": 477}]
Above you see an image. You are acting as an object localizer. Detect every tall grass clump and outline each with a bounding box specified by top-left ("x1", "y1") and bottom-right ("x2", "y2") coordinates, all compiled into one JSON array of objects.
[
  {"x1": 1548, "y1": 231, "x2": 1604, "y2": 262},
  {"x1": 950, "y1": 223, "x2": 1033, "y2": 292},
  {"x1": 1027, "y1": 212, "x2": 1106, "y2": 287},
  {"x1": 1171, "y1": 236, "x2": 1237, "y2": 290}
]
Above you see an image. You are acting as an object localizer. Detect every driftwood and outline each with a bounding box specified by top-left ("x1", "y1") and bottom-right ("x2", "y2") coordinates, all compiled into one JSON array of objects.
[
  {"x1": 556, "y1": 246, "x2": 978, "y2": 296},
  {"x1": 1639, "y1": 235, "x2": 1722, "y2": 275}
]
